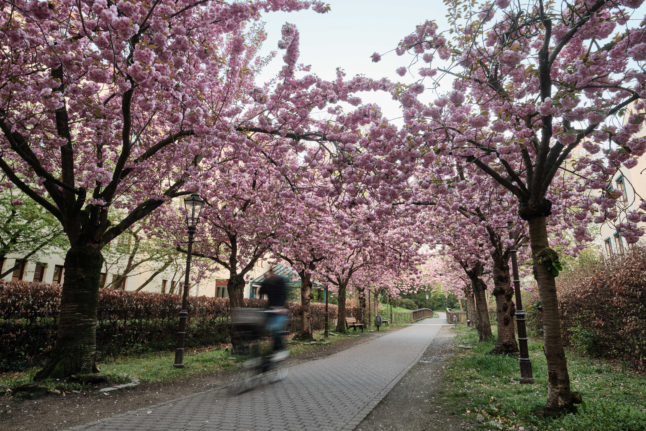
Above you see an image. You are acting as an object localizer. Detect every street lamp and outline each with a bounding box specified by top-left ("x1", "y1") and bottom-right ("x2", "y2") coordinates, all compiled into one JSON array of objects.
[
  {"x1": 174, "y1": 193, "x2": 205, "y2": 368},
  {"x1": 509, "y1": 228, "x2": 534, "y2": 384},
  {"x1": 324, "y1": 284, "x2": 329, "y2": 338}
]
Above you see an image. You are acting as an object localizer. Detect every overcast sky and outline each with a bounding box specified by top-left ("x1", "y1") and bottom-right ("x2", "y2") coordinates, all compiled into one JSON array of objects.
[{"x1": 257, "y1": 1, "x2": 450, "y2": 121}]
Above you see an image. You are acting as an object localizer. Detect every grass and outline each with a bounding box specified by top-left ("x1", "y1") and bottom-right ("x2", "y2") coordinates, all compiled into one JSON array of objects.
[
  {"x1": 0, "y1": 327, "x2": 384, "y2": 393},
  {"x1": 442, "y1": 325, "x2": 646, "y2": 431}
]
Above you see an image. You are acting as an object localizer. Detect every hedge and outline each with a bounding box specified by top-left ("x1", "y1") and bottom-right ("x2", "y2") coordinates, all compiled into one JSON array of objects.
[
  {"x1": 0, "y1": 281, "x2": 357, "y2": 372},
  {"x1": 557, "y1": 247, "x2": 646, "y2": 369}
]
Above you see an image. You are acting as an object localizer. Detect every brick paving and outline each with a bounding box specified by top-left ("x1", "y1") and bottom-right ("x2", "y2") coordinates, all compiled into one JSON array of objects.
[{"x1": 70, "y1": 318, "x2": 448, "y2": 431}]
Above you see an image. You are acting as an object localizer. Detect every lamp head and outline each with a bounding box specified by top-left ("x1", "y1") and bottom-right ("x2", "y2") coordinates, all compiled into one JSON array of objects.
[{"x1": 184, "y1": 193, "x2": 204, "y2": 229}]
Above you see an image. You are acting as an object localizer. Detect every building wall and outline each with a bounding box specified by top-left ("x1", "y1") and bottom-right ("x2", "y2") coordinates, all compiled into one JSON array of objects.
[
  {"x1": 0, "y1": 246, "x2": 271, "y2": 299},
  {"x1": 596, "y1": 107, "x2": 646, "y2": 256}
]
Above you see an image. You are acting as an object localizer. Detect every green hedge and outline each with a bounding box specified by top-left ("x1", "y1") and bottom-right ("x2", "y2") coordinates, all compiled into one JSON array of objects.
[{"x1": 0, "y1": 281, "x2": 351, "y2": 372}]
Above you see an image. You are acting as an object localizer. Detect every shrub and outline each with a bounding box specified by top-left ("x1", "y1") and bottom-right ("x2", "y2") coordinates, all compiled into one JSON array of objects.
[
  {"x1": 0, "y1": 280, "x2": 348, "y2": 371},
  {"x1": 398, "y1": 298, "x2": 418, "y2": 310},
  {"x1": 525, "y1": 294, "x2": 544, "y2": 337},
  {"x1": 557, "y1": 246, "x2": 646, "y2": 369}
]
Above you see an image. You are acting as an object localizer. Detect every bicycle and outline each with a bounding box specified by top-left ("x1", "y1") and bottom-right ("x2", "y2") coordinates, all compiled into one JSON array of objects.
[{"x1": 229, "y1": 307, "x2": 290, "y2": 395}]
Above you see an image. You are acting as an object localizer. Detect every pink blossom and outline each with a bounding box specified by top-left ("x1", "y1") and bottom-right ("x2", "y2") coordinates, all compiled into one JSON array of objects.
[
  {"x1": 371, "y1": 52, "x2": 382, "y2": 62},
  {"x1": 623, "y1": 158, "x2": 638, "y2": 169},
  {"x1": 628, "y1": 43, "x2": 646, "y2": 61},
  {"x1": 538, "y1": 98, "x2": 553, "y2": 116},
  {"x1": 449, "y1": 91, "x2": 465, "y2": 106},
  {"x1": 621, "y1": 0, "x2": 644, "y2": 8}
]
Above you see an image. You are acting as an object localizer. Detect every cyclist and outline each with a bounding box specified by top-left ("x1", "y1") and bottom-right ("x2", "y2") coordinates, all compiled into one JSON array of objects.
[{"x1": 258, "y1": 266, "x2": 289, "y2": 361}]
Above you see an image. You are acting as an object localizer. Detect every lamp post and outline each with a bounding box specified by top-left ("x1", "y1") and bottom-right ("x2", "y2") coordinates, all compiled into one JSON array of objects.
[
  {"x1": 509, "y1": 230, "x2": 534, "y2": 384},
  {"x1": 174, "y1": 193, "x2": 205, "y2": 368},
  {"x1": 324, "y1": 285, "x2": 329, "y2": 338}
]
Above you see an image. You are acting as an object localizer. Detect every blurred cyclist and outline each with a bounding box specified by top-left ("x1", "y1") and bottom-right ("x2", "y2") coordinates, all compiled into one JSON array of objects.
[{"x1": 258, "y1": 266, "x2": 289, "y2": 361}]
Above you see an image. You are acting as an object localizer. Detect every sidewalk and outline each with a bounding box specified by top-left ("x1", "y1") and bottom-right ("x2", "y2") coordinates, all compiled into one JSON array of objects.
[{"x1": 70, "y1": 317, "x2": 450, "y2": 431}]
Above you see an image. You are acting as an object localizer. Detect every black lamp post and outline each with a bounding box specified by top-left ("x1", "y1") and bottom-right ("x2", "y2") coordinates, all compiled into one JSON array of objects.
[
  {"x1": 324, "y1": 284, "x2": 329, "y2": 338},
  {"x1": 174, "y1": 193, "x2": 204, "y2": 368},
  {"x1": 509, "y1": 229, "x2": 534, "y2": 384}
]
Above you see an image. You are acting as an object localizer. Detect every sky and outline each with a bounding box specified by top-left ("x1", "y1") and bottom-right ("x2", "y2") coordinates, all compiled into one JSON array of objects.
[{"x1": 256, "y1": 1, "x2": 450, "y2": 121}]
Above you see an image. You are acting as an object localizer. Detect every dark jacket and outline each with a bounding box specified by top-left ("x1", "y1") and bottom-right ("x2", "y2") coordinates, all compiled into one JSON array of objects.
[{"x1": 258, "y1": 274, "x2": 287, "y2": 308}]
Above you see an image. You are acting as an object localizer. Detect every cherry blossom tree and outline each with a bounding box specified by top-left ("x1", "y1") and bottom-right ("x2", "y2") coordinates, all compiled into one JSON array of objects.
[
  {"x1": 0, "y1": 0, "x2": 327, "y2": 379},
  {"x1": 391, "y1": 0, "x2": 646, "y2": 412},
  {"x1": 273, "y1": 191, "x2": 335, "y2": 340}
]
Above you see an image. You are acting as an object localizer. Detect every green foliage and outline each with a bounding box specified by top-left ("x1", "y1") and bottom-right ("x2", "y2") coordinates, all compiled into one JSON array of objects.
[
  {"x1": 0, "y1": 182, "x2": 68, "y2": 269},
  {"x1": 525, "y1": 297, "x2": 544, "y2": 337},
  {"x1": 442, "y1": 325, "x2": 646, "y2": 430},
  {"x1": 568, "y1": 322, "x2": 602, "y2": 357},
  {"x1": 393, "y1": 285, "x2": 459, "y2": 310},
  {"x1": 397, "y1": 298, "x2": 418, "y2": 310},
  {"x1": 535, "y1": 247, "x2": 563, "y2": 277}
]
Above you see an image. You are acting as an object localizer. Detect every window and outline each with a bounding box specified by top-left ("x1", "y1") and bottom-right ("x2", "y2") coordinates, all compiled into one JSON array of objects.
[
  {"x1": 216, "y1": 279, "x2": 229, "y2": 298},
  {"x1": 615, "y1": 176, "x2": 628, "y2": 204},
  {"x1": 33, "y1": 263, "x2": 46, "y2": 282},
  {"x1": 614, "y1": 233, "x2": 624, "y2": 254},
  {"x1": 161, "y1": 279, "x2": 168, "y2": 294},
  {"x1": 252, "y1": 285, "x2": 259, "y2": 298},
  {"x1": 604, "y1": 238, "x2": 613, "y2": 256},
  {"x1": 12, "y1": 259, "x2": 26, "y2": 281},
  {"x1": 99, "y1": 272, "x2": 107, "y2": 288},
  {"x1": 52, "y1": 265, "x2": 64, "y2": 284}
]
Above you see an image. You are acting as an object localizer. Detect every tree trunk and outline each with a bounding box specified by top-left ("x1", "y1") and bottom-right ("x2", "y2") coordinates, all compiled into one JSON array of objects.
[
  {"x1": 468, "y1": 262, "x2": 493, "y2": 341},
  {"x1": 335, "y1": 282, "x2": 347, "y2": 332},
  {"x1": 227, "y1": 274, "x2": 245, "y2": 308},
  {"x1": 465, "y1": 285, "x2": 477, "y2": 328},
  {"x1": 491, "y1": 252, "x2": 518, "y2": 355},
  {"x1": 472, "y1": 277, "x2": 493, "y2": 341},
  {"x1": 294, "y1": 271, "x2": 313, "y2": 340},
  {"x1": 528, "y1": 216, "x2": 580, "y2": 411},
  {"x1": 227, "y1": 274, "x2": 247, "y2": 351},
  {"x1": 357, "y1": 286, "x2": 366, "y2": 324},
  {"x1": 35, "y1": 244, "x2": 103, "y2": 380}
]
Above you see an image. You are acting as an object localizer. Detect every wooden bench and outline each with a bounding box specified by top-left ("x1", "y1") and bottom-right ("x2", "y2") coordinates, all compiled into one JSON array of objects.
[{"x1": 345, "y1": 317, "x2": 365, "y2": 332}]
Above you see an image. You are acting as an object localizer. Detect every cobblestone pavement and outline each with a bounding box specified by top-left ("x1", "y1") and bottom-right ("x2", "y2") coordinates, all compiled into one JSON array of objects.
[{"x1": 70, "y1": 318, "x2": 449, "y2": 431}]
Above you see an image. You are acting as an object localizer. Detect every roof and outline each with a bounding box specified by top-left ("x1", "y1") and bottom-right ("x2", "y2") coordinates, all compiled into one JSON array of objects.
[
  {"x1": 249, "y1": 264, "x2": 301, "y2": 289},
  {"x1": 249, "y1": 264, "x2": 324, "y2": 293}
]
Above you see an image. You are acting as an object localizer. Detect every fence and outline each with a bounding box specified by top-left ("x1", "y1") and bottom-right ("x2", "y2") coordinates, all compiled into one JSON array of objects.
[{"x1": 411, "y1": 308, "x2": 434, "y2": 321}]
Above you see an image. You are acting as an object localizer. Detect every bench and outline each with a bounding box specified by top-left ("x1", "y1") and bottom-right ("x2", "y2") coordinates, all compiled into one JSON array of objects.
[{"x1": 345, "y1": 317, "x2": 364, "y2": 332}]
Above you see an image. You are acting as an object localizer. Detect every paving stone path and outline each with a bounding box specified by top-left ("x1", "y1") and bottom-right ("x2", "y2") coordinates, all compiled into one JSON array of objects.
[{"x1": 70, "y1": 317, "x2": 449, "y2": 431}]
